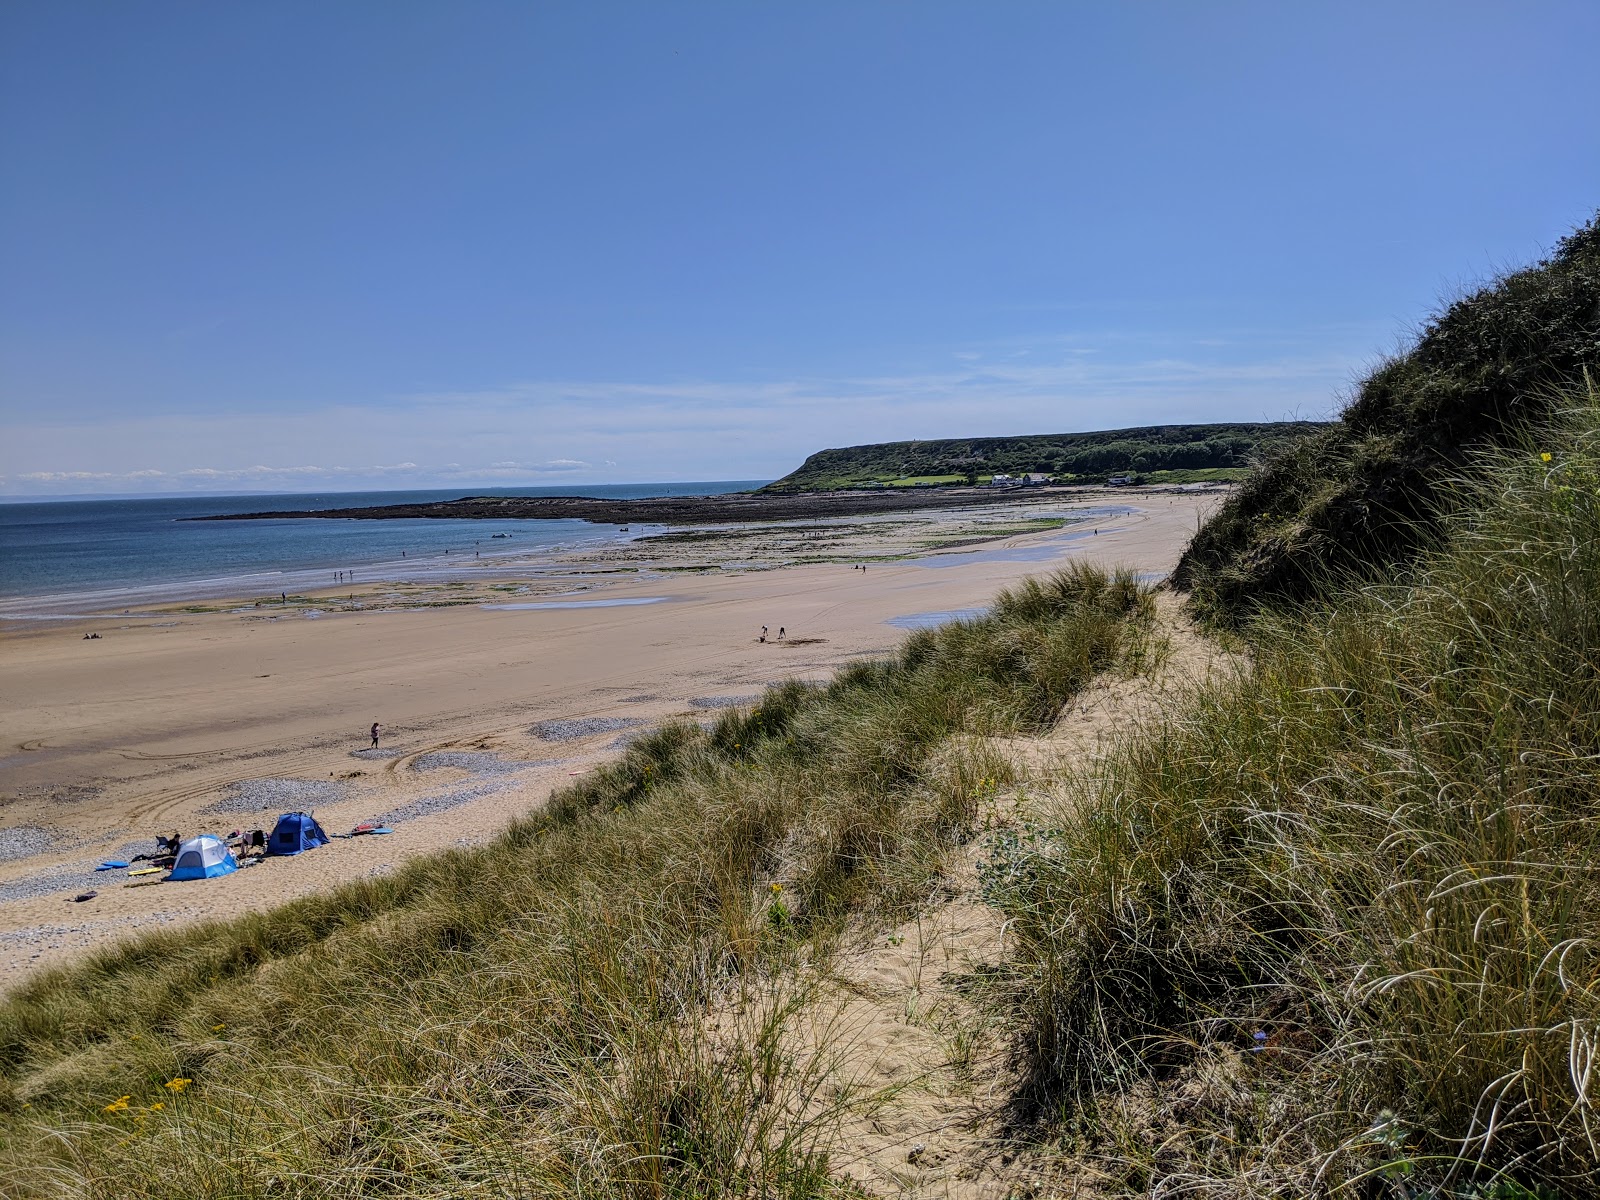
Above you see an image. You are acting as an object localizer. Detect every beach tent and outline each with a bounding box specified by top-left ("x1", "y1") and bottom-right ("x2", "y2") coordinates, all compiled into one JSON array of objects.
[
  {"x1": 168, "y1": 835, "x2": 238, "y2": 882},
  {"x1": 266, "y1": 811, "x2": 330, "y2": 857}
]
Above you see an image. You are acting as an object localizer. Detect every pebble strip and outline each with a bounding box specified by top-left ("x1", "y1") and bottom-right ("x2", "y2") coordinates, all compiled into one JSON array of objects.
[
  {"x1": 0, "y1": 913, "x2": 178, "y2": 966},
  {"x1": 688, "y1": 694, "x2": 762, "y2": 710},
  {"x1": 411, "y1": 751, "x2": 554, "y2": 776},
  {"x1": 0, "y1": 826, "x2": 64, "y2": 864},
  {"x1": 0, "y1": 840, "x2": 168, "y2": 905},
  {"x1": 362, "y1": 750, "x2": 566, "y2": 827},
  {"x1": 202, "y1": 778, "x2": 351, "y2": 815},
  {"x1": 0, "y1": 862, "x2": 108, "y2": 905},
  {"x1": 532, "y1": 717, "x2": 646, "y2": 742},
  {"x1": 369, "y1": 776, "x2": 525, "y2": 828}
]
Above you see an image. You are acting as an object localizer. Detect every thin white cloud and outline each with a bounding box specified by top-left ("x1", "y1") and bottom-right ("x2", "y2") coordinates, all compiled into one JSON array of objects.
[{"x1": 1, "y1": 332, "x2": 1371, "y2": 495}]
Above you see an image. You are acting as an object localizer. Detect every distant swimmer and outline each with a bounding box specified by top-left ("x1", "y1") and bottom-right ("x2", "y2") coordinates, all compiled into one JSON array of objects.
[{"x1": 370, "y1": 722, "x2": 382, "y2": 749}]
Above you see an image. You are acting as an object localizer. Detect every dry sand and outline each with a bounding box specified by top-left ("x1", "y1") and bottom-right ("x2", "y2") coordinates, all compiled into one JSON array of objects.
[
  {"x1": 0, "y1": 489, "x2": 1221, "y2": 988},
  {"x1": 724, "y1": 592, "x2": 1236, "y2": 1198}
]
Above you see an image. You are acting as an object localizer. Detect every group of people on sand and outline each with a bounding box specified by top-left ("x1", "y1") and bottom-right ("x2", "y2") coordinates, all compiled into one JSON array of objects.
[
  {"x1": 81, "y1": 632, "x2": 102, "y2": 640},
  {"x1": 758, "y1": 625, "x2": 786, "y2": 644}
]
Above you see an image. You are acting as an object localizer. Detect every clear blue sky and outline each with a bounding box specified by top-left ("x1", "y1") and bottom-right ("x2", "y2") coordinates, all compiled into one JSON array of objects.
[{"x1": 3, "y1": 2, "x2": 1597, "y2": 495}]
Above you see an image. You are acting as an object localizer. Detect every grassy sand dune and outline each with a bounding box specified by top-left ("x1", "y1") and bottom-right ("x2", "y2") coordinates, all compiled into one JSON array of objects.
[
  {"x1": 9, "y1": 225, "x2": 1600, "y2": 1198},
  {"x1": 986, "y1": 400, "x2": 1600, "y2": 1195},
  {"x1": 0, "y1": 567, "x2": 1155, "y2": 1196},
  {"x1": 1175, "y1": 213, "x2": 1600, "y2": 627}
]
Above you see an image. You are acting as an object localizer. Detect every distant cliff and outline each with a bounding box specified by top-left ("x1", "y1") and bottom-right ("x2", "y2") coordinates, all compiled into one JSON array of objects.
[{"x1": 759, "y1": 421, "x2": 1327, "y2": 492}]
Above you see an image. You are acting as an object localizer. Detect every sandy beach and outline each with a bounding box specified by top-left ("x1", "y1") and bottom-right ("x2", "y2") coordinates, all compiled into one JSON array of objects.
[{"x1": 0, "y1": 488, "x2": 1220, "y2": 988}]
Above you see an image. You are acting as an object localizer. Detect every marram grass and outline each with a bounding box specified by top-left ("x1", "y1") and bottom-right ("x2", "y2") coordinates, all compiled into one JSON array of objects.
[
  {"x1": 984, "y1": 398, "x2": 1600, "y2": 1197},
  {"x1": 0, "y1": 563, "x2": 1153, "y2": 1198}
]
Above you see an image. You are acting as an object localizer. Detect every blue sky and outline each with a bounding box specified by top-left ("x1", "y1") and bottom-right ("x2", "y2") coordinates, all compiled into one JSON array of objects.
[{"x1": 2, "y1": 2, "x2": 1597, "y2": 495}]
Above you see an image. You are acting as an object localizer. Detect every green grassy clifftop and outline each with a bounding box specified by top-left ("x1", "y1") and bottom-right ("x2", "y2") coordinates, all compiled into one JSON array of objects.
[{"x1": 760, "y1": 422, "x2": 1327, "y2": 491}]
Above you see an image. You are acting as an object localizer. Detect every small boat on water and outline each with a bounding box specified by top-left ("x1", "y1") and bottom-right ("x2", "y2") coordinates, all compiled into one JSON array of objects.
[{"x1": 491, "y1": 533, "x2": 512, "y2": 539}]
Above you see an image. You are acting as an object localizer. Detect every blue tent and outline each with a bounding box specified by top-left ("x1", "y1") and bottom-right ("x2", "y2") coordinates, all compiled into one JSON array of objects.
[
  {"x1": 267, "y1": 812, "x2": 330, "y2": 857},
  {"x1": 168, "y1": 834, "x2": 238, "y2": 882}
]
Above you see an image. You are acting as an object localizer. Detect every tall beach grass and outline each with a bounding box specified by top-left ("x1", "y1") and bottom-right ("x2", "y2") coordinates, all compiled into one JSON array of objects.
[
  {"x1": 985, "y1": 399, "x2": 1600, "y2": 1196},
  {"x1": 0, "y1": 564, "x2": 1154, "y2": 1197}
]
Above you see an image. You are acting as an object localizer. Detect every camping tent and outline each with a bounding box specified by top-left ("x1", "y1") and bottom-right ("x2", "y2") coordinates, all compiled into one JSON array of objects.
[
  {"x1": 168, "y1": 834, "x2": 238, "y2": 882},
  {"x1": 267, "y1": 811, "x2": 330, "y2": 857}
]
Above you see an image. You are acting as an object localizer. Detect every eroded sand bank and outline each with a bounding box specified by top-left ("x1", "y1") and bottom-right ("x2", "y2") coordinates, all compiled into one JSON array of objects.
[{"x1": 0, "y1": 490, "x2": 1220, "y2": 987}]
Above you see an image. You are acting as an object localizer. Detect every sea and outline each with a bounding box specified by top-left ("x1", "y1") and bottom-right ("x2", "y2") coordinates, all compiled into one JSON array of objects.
[{"x1": 0, "y1": 482, "x2": 769, "y2": 620}]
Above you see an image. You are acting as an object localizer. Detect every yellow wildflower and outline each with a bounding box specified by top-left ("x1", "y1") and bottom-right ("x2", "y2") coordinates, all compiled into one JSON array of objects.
[
  {"x1": 102, "y1": 1095, "x2": 131, "y2": 1114},
  {"x1": 770, "y1": 882, "x2": 783, "y2": 894},
  {"x1": 1542, "y1": 452, "x2": 1553, "y2": 462},
  {"x1": 164, "y1": 1077, "x2": 192, "y2": 1093},
  {"x1": 212, "y1": 1023, "x2": 226, "y2": 1033},
  {"x1": 149, "y1": 1102, "x2": 164, "y2": 1112}
]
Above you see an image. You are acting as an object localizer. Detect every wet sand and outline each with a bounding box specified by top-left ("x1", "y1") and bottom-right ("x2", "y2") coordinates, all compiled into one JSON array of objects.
[{"x1": 0, "y1": 489, "x2": 1221, "y2": 988}]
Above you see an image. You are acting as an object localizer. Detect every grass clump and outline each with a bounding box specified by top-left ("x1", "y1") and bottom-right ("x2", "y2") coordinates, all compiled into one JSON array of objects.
[
  {"x1": 1174, "y1": 212, "x2": 1600, "y2": 627},
  {"x1": 0, "y1": 564, "x2": 1153, "y2": 1197},
  {"x1": 984, "y1": 399, "x2": 1600, "y2": 1195}
]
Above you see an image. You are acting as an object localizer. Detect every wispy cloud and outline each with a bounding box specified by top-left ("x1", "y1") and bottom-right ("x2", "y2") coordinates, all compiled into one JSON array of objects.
[{"x1": 1, "y1": 332, "x2": 1372, "y2": 494}]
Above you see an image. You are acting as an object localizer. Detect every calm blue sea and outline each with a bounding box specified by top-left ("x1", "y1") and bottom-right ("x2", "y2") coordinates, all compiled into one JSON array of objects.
[{"x1": 0, "y1": 482, "x2": 768, "y2": 617}]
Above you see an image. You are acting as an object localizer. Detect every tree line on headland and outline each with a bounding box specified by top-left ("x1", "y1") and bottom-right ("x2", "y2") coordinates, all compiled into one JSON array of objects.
[
  {"x1": 759, "y1": 420, "x2": 1328, "y2": 492},
  {"x1": 194, "y1": 421, "x2": 1326, "y2": 526}
]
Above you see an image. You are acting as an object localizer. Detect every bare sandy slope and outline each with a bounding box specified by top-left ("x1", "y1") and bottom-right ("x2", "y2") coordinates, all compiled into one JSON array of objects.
[
  {"x1": 0, "y1": 492, "x2": 1217, "y2": 988},
  {"x1": 797, "y1": 593, "x2": 1236, "y2": 1198}
]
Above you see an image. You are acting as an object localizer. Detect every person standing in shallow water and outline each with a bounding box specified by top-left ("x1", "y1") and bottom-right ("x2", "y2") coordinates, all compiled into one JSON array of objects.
[{"x1": 370, "y1": 722, "x2": 381, "y2": 749}]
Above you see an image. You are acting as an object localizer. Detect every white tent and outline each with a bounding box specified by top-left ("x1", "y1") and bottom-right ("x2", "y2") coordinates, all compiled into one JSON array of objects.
[{"x1": 168, "y1": 834, "x2": 238, "y2": 882}]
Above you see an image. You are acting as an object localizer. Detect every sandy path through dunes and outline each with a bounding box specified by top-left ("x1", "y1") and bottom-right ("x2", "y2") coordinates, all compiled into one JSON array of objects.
[{"x1": 0, "y1": 492, "x2": 1217, "y2": 986}]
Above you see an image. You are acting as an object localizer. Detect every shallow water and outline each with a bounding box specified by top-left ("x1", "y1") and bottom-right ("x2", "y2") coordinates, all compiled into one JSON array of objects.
[
  {"x1": 912, "y1": 505, "x2": 1142, "y2": 569},
  {"x1": 885, "y1": 608, "x2": 989, "y2": 630},
  {"x1": 0, "y1": 481, "x2": 766, "y2": 615}
]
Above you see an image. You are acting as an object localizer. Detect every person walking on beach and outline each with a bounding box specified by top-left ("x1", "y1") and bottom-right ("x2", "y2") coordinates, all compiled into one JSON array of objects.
[
  {"x1": 370, "y1": 721, "x2": 381, "y2": 749},
  {"x1": 778, "y1": 626, "x2": 785, "y2": 640},
  {"x1": 760, "y1": 625, "x2": 768, "y2": 643}
]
